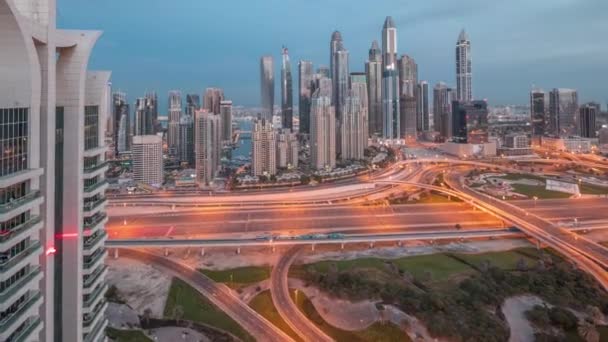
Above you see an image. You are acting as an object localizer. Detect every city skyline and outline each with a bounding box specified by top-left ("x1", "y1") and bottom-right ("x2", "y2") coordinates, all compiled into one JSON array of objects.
[{"x1": 59, "y1": 0, "x2": 608, "y2": 110}]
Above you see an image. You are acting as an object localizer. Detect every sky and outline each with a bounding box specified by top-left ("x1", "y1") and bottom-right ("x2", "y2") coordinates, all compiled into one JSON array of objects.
[{"x1": 57, "y1": 0, "x2": 608, "y2": 112}]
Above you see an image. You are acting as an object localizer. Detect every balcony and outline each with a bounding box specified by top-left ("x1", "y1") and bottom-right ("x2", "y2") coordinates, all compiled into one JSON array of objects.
[
  {"x1": 83, "y1": 265, "x2": 107, "y2": 293},
  {"x1": 83, "y1": 197, "x2": 107, "y2": 217},
  {"x1": 83, "y1": 316, "x2": 107, "y2": 342},
  {"x1": 0, "y1": 241, "x2": 42, "y2": 273},
  {"x1": 83, "y1": 161, "x2": 109, "y2": 178},
  {"x1": 83, "y1": 283, "x2": 107, "y2": 313},
  {"x1": 83, "y1": 213, "x2": 107, "y2": 235},
  {"x1": 83, "y1": 231, "x2": 107, "y2": 256},
  {"x1": 83, "y1": 146, "x2": 108, "y2": 158},
  {"x1": 0, "y1": 267, "x2": 42, "y2": 310},
  {"x1": 0, "y1": 292, "x2": 43, "y2": 338},
  {"x1": 8, "y1": 317, "x2": 42, "y2": 342},
  {"x1": 83, "y1": 248, "x2": 107, "y2": 274},
  {"x1": 0, "y1": 216, "x2": 43, "y2": 251},
  {"x1": 83, "y1": 179, "x2": 108, "y2": 198},
  {"x1": 0, "y1": 169, "x2": 43, "y2": 189},
  {"x1": 82, "y1": 300, "x2": 107, "y2": 334},
  {"x1": 0, "y1": 191, "x2": 43, "y2": 222}
]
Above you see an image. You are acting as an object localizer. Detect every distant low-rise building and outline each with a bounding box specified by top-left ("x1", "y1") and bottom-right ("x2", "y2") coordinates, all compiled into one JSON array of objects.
[
  {"x1": 542, "y1": 136, "x2": 592, "y2": 153},
  {"x1": 132, "y1": 135, "x2": 164, "y2": 186},
  {"x1": 499, "y1": 134, "x2": 533, "y2": 156}
]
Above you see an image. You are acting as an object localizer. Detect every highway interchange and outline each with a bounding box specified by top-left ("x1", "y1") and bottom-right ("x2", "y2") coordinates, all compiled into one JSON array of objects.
[{"x1": 110, "y1": 153, "x2": 608, "y2": 342}]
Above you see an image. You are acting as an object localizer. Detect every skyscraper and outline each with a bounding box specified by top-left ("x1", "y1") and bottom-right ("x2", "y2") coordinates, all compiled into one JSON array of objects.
[
  {"x1": 186, "y1": 94, "x2": 201, "y2": 116},
  {"x1": 335, "y1": 45, "x2": 350, "y2": 156},
  {"x1": 366, "y1": 40, "x2": 383, "y2": 137},
  {"x1": 252, "y1": 118, "x2": 277, "y2": 176},
  {"x1": 342, "y1": 79, "x2": 368, "y2": 160},
  {"x1": 1, "y1": 4, "x2": 110, "y2": 341},
  {"x1": 382, "y1": 17, "x2": 400, "y2": 140},
  {"x1": 579, "y1": 103, "x2": 598, "y2": 138},
  {"x1": 203, "y1": 87, "x2": 224, "y2": 115},
  {"x1": 317, "y1": 66, "x2": 330, "y2": 78},
  {"x1": 530, "y1": 89, "x2": 548, "y2": 143},
  {"x1": 456, "y1": 29, "x2": 472, "y2": 102},
  {"x1": 179, "y1": 115, "x2": 195, "y2": 166},
  {"x1": 452, "y1": 100, "x2": 489, "y2": 144},
  {"x1": 298, "y1": 60, "x2": 314, "y2": 135},
  {"x1": 132, "y1": 135, "x2": 164, "y2": 185},
  {"x1": 112, "y1": 92, "x2": 130, "y2": 155},
  {"x1": 549, "y1": 88, "x2": 578, "y2": 136},
  {"x1": 310, "y1": 87, "x2": 336, "y2": 170},
  {"x1": 281, "y1": 47, "x2": 294, "y2": 130},
  {"x1": 276, "y1": 129, "x2": 299, "y2": 169},
  {"x1": 398, "y1": 55, "x2": 418, "y2": 98},
  {"x1": 135, "y1": 96, "x2": 156, "y2": 136},
  {"x1": 416, "y1": 81, "x2": 430, "y2": 131},
  {"x1": 400, "y1": 95, "x2": 417, "y2": 141},
  {"x1": 330, "y1": 31, "x2": 343, "y2": 107},
  {"x1": 433, "y1": 82, "x2": 454, "y2": 141},
  {"x1": 220, "y1": 100, "x2": 233, "y2": 143},
  {"x1": 260, "y1": 56, "x2": 275, "y2": 121},
  {"x1": 168, "y1": 90, "x2": 182, "y2": 156},
  {"x1": 194, "y1": 110, "x2": 221, "y2": 185}
]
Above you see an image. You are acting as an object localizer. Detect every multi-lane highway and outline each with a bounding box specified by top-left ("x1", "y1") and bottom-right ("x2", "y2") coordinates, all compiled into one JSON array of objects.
[{"x1": 119, "y1": 249, "x2": 294, "y2": 342}]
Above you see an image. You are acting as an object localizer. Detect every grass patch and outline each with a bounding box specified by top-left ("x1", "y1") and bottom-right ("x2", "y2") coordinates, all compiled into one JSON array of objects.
[
  {"x1": 580, "y1": 183, "x2": 608, "y2": 195},
  {"x1": 392, "y1": 254, "x2": 473, "y2": 282},
  {"x1": 200, "y1": 266, "x2": 271, "y2": 289},
  {"x1": 106, "y1": 327, "x2": 152, "y2": 342},
  {"x1": 454, "y1": 249, "x2": 537, "y2": 270},
  {"x1": 249, "y1": 290, "x2": 303, "y2": 342},
  {"x1": 511, "y1": 184, "x2": 572, "y2": 199},
  {"x1": 290, "y1": 289, "x2": 411, "y2": 342},
  {"x1": 164, "y1": 277, "x2": 255, "y2": 342},
  {"x1": 499, "y1": 173, "x2": 547, "y2": 182}
]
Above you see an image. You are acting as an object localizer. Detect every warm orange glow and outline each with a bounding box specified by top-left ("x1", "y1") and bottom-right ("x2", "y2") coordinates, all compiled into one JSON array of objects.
[{"x1": 46, "y1": 247, "x2": 57, "y2": 255}]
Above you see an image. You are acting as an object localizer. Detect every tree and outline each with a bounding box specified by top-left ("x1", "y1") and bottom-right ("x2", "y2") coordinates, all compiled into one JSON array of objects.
[
  {"x1": 300, "y1": 175, "x2": 311, "y2": 185},
  {"x1": 516, "y1": 258, "x2": 528, "y2": 271},
  {"x1": 142, "y1": 308, "x2": 153, "y2": 326},
  {"x1": 578, "y1": 321, "x2": 600, "y2": 342}
]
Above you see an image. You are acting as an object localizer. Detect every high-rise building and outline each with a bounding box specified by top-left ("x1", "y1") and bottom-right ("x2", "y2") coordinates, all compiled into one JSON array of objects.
[
  {"x1": 203, "y1": 88, "x2": 224, "y2": 115},
  {"x1": 260, "y1": 56, "x2": 275, "y2": 121},
  {"x1": 400, "y1": 95, "x2": 417, "y2": 141},
  {"x1": 335, "y1": 46, "x2": 350, "y2": 156},
  {"x1": 186, "y1": 94, "x2": 201, "y2": 116},
  {"x1": 366, "y1": 40, "x2": 383, "y2": 137},
  {"x1": 194, "y1": 110, "x2": 221, "y2": 185},
  {"x1": 1, "y1": 3, "x2": 113, "y2": 341},
  {"x1": 530, "y1": 89, "x2": 548, "y2": 143},
  {"x1": 144, "y1": 92, "x2": 159, "y2": 131},
  {"x1": 416, "y1": 81, "x2": 430, "y2": 132},
  {"x1": 452, "y1": 100, "x2": 489, "y2": 144},
  {"x1": 549, "y1": 88, "x2": 578, "y2": 136},
  {"x1": 220, "y1": 100, "x2": 233, "y2": 143},
  {"x1": 168, "y1": 90, "x2": 182, "y2": 156},
  {"x1": 317, "y1": 66, "x2": 330, "y2": 78},
  {"x1": 298, "y1": 60, "x2": 314, "y2": 135},
  {"x1": 281, "y1": 47, "x2": 294, "y2": 130},
  {"x1": 382, "y1": 17, "x2": 400, "y2": 140},
  {"x1": 276, "y1": 129, "x2": 299, "y2": 169},
  {"x1": 179, "y1": 115, "x2": 194, "y2": 166},
  {"x1": 341, "y1": 81, "x2": 368, "y2": 161},
  {"x1": 135, "y1": 96, "x2": 156, "y2": 136},
  {"x1": 433, "y1": 82, "x2": 454, "y2": 141},
  {"x1": 132, "y1": 135, "x2": 163, "y2": 185},
  {"x1": 398, "y1": 55, "x2": 417, "y2": 97},
  {"x1": 112, "y1": 92, "x2": 130, "y2": 155},
  {"x1": 330, "y1": 31, "x2": 343, "y2": 107},
  {"x1": 252, "y1": 118, "x2": 277, "y2": 176},
  {"x1": 579, "y1": 103, "x2": 598, "y2": 138},
  {"x1": 456, "y1": 29, "x2": 472, "y2": 102},
  {"x1": 310, "y1": 87, "x2": 336, "y2": 170}
]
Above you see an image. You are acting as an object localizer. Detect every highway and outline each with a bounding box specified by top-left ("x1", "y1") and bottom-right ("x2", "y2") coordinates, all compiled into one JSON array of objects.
[
  {"x1": 270, "y1": 246, "x2": 333, "y2": 342},
  {"x1": 119, "y1": 249, "x2": 294, "y2": 342}
]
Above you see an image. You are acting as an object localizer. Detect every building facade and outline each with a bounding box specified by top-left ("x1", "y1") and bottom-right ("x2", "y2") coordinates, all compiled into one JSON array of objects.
[
  {"x1": 579, "y1": 103, "x2": 598, "y2": 138},
  {"x1": 330, "y1": 31, "x2": 343, "y2": 109},
  {"x1": 167, "y1": 90, "x2": 182, "y2": 157},
  {"x1": 341, "y1": 85, "x2": 368, "y2": 161},
  {"x1": 549, "y1": 88, "x2": 578, "y2": 137},
  {"x1": 179, "y1": 115, "x2": 194, "y2": 166},
  {"x1": 298, "y1": 60, "x2": 314, "y2": 135},
  {"x1": 456, "y1": 30, "x2": 472, "y2": 102},
  {"x1": 310, "y1": 88, "x2": 336, "y2": 170},
  {"x1": 530, "y1": 89, "x2": 548, "y2": 143},
  {"x1": 366, "y1": 41, "x2": 383, "y2": 137},
  {"x1": 260, "y1": 56, "x2": 275, "y2": 121},
  {"x1": 252, "y1": 118, "x2": 277, "y2": 177},
  {"x1": 433, "y1": 82, "x2": 454, "y2": 141},
  {"x1": 381, "y1": 17, "x2": 400, "y2": 141},
  {"x1": 452, "y1": 100, "x2": 489, "y2": 144},
  {"x1": 194, "y1": 110, "x2": 220, "y2": 186},
  {"x1": 203, "y1": 88, "x2": 224, "y2": 115},
  {"x1": 276, "y1": 130, "x2": 299, "y2": 169},
  {"x1": 280, "y1": 47, "x2": 294, "y2": 131},
  {"x1": 132, "y1": 135, "x2": 163, "y2": 186},
  {"x1": 416, "y1": 81, "x2": 429, "y2": 132}
]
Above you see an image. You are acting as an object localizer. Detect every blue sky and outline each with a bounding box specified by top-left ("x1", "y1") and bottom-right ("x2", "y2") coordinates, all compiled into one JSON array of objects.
[{"x1": 58, "y1": 0, "x2": 607, "y2": 112}]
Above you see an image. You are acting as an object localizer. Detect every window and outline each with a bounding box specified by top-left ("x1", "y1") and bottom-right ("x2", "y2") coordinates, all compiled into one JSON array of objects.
[
  {"x1": 0, "y1": 181, "x2": 28, "y2": 205},
  {"x1": 84, "y1": 106, "x2": 99, "y2": 150},
  {"x1": 0, "y1": 108, "x2": 28, "y2": 177}
]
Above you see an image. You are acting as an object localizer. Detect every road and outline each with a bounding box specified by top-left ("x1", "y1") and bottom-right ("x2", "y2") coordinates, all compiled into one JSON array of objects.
[
  {"x1": 119, "y1": 249, "x2": 294, "y2": 342},
  {"x1": 106, "y1": 198, "x2": 608, "y2": 239},
  {"x1": 270, "y1": 246, "x2": 333, "y2": 342}
]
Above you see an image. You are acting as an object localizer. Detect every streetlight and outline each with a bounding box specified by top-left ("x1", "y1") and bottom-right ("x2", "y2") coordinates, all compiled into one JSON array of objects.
[{"x1": 533, "y1": 196, "x2": 538, "y2": 207}]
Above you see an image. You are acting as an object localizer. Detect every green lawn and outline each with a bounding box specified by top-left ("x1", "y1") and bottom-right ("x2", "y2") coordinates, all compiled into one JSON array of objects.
[
  {"x1": 200, "y1": 266, "x2": 271, "y2": 289},
  {"x1": 454, "y1": 249, "x2": 537, "y2": 270},
  {"x1": 289, "y1": 289, "x2": 411, "y2": 342},
  {"x1": 164, "y1": 277, "x2": 255, "y2": 342},
  {"x1": 580, "y1": 183, "x2": 608, "y2": 195},
  {"x1": 106, "y1": 327, "x2": 152, "y2": 342},
  {"x1": 511, "y1": 184, "x2": 572, "y2": 199},
  {"x1": 499, "y1": 173, "x2": 547, "y2": 182},
  {"x1": 249, "y1": 290, "x2": 304, "y2": 342}
]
